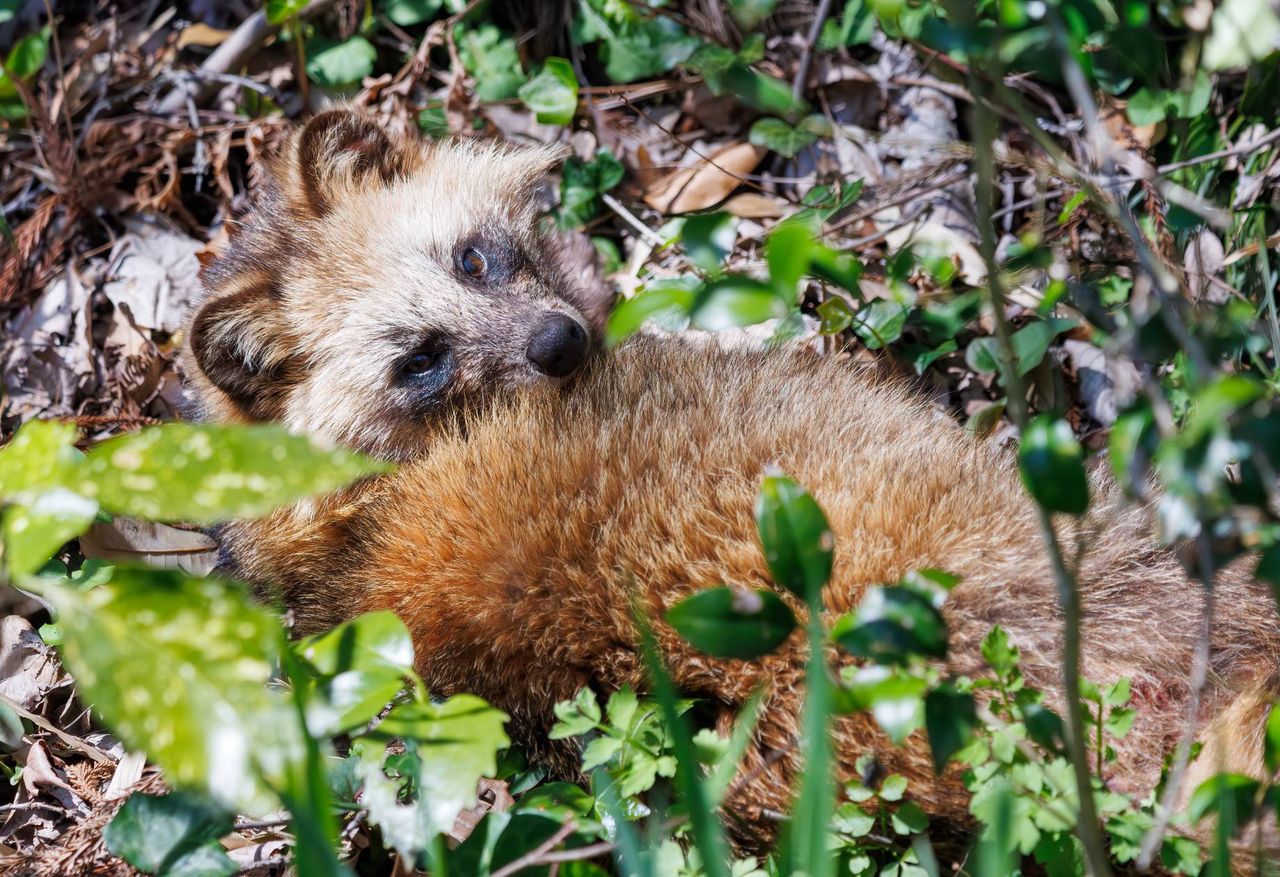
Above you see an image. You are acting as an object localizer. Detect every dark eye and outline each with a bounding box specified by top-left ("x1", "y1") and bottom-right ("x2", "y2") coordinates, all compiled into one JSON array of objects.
[
  {"x1": 460, "y1": 247, "x2": 487, "y2": 279},
  {"x1": 404, "y1": 349, "x2": 441, "y2": 376}
]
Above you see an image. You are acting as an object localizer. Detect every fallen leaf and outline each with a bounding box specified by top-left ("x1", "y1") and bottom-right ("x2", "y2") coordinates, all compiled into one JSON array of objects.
[
  {"x1": 176, "y1": 23, "x2": 233, "y2": 50},
  {"x1": 1184, "y1": 227, "x2": 1227, "y2": 303},
  {"x1": 643, "y1": 143, "x2": 766, "y2": 214},
  {"x1": 0, "y1": 616, "x2": 62, "y2": 711},
  {"x1": 724, "y1": 193, "x2": 788, "y2": 219},
  {"x1": 79, "y1": 518, "x2": 219, "y2": 576},
  {"x1": 104, "y1": 751, "x2": 148, "y2": 802},
  {"x1": 21, "y1": 741, "x2": 74, "y2": 797}
]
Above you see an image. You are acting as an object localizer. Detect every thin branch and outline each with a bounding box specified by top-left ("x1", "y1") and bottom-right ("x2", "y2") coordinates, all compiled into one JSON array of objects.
[
  {"x1": 792, "y1": 0, "x2": 835, "y2": 102},
  {"x1": 153, "y1": 0, "x2": 341, "y2": 115},
  {"x1": 489, "y1": 820, "x2": 581, "y2": 877}
]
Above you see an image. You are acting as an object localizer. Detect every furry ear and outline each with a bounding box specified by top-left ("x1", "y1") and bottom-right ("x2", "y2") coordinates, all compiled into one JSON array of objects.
[
  {"x1": 503, "y1": 142, "x2": 569, "y2": 206},
  {"x1": 286, "y1": 109, "x2": 406, "y2": 217},
  {"x1": 188, "y1": 284, "x2": 293, "y2": 417}
]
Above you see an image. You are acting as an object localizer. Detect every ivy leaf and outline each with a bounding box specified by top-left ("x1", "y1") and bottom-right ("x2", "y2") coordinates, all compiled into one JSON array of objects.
[
  {"x1": 691, "y1": 276, "x2": 789, "y2": 331},
  {"x1": 1011, "y1": 318, "x2": 1077, "y2": 376},
  {"x1": 854, "y1": 301, "x2": 909, "y2": 350},
  {"x1": 666, "y1": 586, "x2": 797, "y2": 660},
  {"x1": 518, "y1": 57, "x2": 578, "y2": 125},
  {"x1": 754, "y1": 471, "x2": 834, "y2": 602},
  {"x1": 456, "y1": 23, "x2": 525, "y2": 100},
  {"x1": 765, "y1": 217, "x2": 816, "y2": 298},
  {"x1": 104, "y1": 792, "x2": 235, "y2": 877},
  {"x1": 558, "y1": 150, "x2": 625, "y2": 229},
  {"x1": 83, "y1": 423, "x2": 390, "y2": 525},
  {"x1": 305, "y1": 36, "x2": 377, "y2": 88},
  {"x1": 1126, "y1": 72, "x2": 1211, "y2": 125},
  {"x1": 748, "y1": 115, "x2": 831, "y2": 158},
  {"x1": 1019, "y1": 415, "x2": 1090, "y2": 516},
  {"x1": 44, "y1": 567, "x2": 300, "y2": 814}
]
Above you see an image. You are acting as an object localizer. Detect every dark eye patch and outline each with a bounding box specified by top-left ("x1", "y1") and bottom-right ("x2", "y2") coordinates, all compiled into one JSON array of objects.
[{"x1": 393, "y1": 334, "x2": 454, "y2": 400}]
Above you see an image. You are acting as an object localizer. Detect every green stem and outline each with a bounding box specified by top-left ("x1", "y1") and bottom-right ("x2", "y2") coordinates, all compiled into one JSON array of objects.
[{"x1": 967, "y1": 66, "x2": 1115, "y2": 877}]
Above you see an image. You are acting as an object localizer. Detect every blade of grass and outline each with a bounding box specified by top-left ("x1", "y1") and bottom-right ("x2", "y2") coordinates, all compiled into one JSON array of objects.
[
  {"x1": 781, "y1": 604, "x2": 835, "y2": 877},
  {"x1": 635, "y1": 609, "x2": 731, "y2": 877}
]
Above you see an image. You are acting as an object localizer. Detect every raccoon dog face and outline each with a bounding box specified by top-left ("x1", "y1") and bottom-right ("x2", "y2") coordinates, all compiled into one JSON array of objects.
[{"x1": 183, "y1": 109, "x2": 611, "y2": 460}]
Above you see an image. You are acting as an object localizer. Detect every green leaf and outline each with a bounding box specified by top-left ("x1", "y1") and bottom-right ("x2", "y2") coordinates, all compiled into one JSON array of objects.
[
  {"x1": 4, "y1": 27, "x2": 49, "y2": 80},
  {"x1": 832, "y1": 585, "x2": 948, "y2": 664},
  {"x1": 854, "y1": 301, "x2": 909, "y2": 350},
  {"x1": 765, "y1": 217, "x2": 815, "y2": 297},
  {"x1": 558, "y1": 150, "x2": 625, "y2": 229},
  {"x1": 0, "y1": 699, "x2": 23, "y2": 750},
  {"x1": 1126, "y1": 72, "x2": 1211, "y2": 125},
  {"x1": 0, "y1": 419, "x2": 83, "y2": 501},
  {"x1": 666, "y1": 586, "x2": 797, "y2": 660},
  {"x1": 457, "y1": 23, "x2": 525, "y2": 100},
  {"x1": 305, "y1": 35, "x2": 377, "y2": 88},
  {"x1": 754, "y1": 471, "x2": 834, "y2": 601},
  {"x1": 383, "y1": 0, "x2": 443, "y2": 27},
  {"x1": 297, "y1": 611, "x2": 415, "y2": 736},
  {"x1": 1203, "y1": 0, "x2": 1280, "y2": 70},
  {"x1": 682, "y1": 212, "x2": 738, "y2": 275},
  {"x1": 1265, "y1": 702, "x2": 1280, "y2": 773},
  {"x1": 264, "y1": 0, "x2": 308, "y2": 24},
  {"x1": 691, "y1": 276, "x2": 790, "y2": 331},
  {"x1": 817, "y1": 297, "x2": 854, "y2": 335},
  {"x1": 605, "y1": 280, "x2": 695, "y2": 346},
  {"x1": 104, "y1": 793, "x2": 235, "y2": 877},
  {"x1": 748, "y1": 115, "x2": 830, "y2": 158},
  {"x1": 2, "y1": 490, "x2": 99, "y2": 578},
  {"x1": 518, "y1": 57, "x2": 579, "y2": 126},
  {"x1": 841, "y1": 665, "x2": 926, "y2": 743},
  {"x1": 574, "y1": 1, "x2": 700, "y2": 83},
  {"x1": 820, "y1": 0, "x2": 876, "y2": 48},
  {"x1": 1019, "y1": 415, "x2": 1089, "y2": 516},
  {"x1": 360, "y1": 694, "x2": 510, "y2": 854},
  {"x1": 809, "y1": 245, "x2": 862, "y2": 293},
  {"x1": 1109, "y1": 405, "x2": 1155, "y2": 496},
  {"x1": 924, "y1": 685, "x2": 976, "y2": 772},
  {"x1": 728, "y1": 0, "x2": 776, "y2": 29},
  {"x1": 1187, "y1": 772, "x2": 1261, "y2": 826},
  {"x1": 44, "y1": 568, "x2": 299, "y2": 813},
  {"x1": 1011, "y1": 318, "x2": 1077, "y2": 377},
  {"x1": 83, "y1": 423, "x2": 389, "y2": 525}
]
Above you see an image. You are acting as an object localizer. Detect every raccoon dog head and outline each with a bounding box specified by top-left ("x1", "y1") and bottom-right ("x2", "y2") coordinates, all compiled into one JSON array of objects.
[{"x1": 182, "y1": 108, "x2": 611, "y2": 460}]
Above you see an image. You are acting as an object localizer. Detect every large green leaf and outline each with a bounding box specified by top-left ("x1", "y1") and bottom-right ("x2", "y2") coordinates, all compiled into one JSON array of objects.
[
  {"x1": 605, "y1": 280, "x2": 695, "y2": 346},
  {"x1": 518, "y1": 57, "x2": 578, "y2": 125},
  {"x1": 358, "y1": 694, "x2": 510, "y2": 857},
  {"x1": 665, "y1": 586, "x2": 797, "y2": 660},
  {"x1": 305, "y1": 36, "x2": 377, "y2": 87},
  {"x1": 4, "y1": 27, "x2": 49, "y2": 80},
  {"x1": 83, "y1": 423, "x2": 389, "y2": 524},
  {"x1": 2, "y1": 489, "x2": 98, "y2": 578},
  {"x1": 1018, "y1": 415, "x2": 1089, "y2": 516},
  {"x1": 754, "y1": 471, "x2": 834, "y2": 601},
  {"x1": 104, "y1": 792, "x2": 235, "y2": 877},
  {"x1": 297, "y1": 611, "x2": 415, "y2": 737},
  {"x1": 0, "y1": 419, "x2": 83, "y2": 500},
  {"x1": 832, "y1": 585, "x2": 948, "y2": 664},
  {"x1": 682, "y1": 211, "x2": 737, "y2": 275},
  {"x1": 44, "y1": 567, "x2": 300, "y2": 814},
  {"x1": 691, "y1": 276, "x2": 790, "y2": 332}
]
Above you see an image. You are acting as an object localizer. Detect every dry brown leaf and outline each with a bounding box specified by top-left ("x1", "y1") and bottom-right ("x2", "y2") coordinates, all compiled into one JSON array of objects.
[
  {"x1": 723, "y1": 193, "x2": 788, "y2": 219},
  {"x1": 0, "y1": 617, "x2": 61, "y2": 712},
  {"x1": 80, "y1": 519, "x2": 219, "y2": 576},
  {"x1": 1184, "y1": 227, "x2": 1227, "y2": 303},
  {"x1": 643, "y1": 143, "x2": 766, "y2": 215},
  {"x1": 21, "y1": 742, "x2": 74, "y2": 797},
  {"x1": 176, "y1": 23, "x2": 233, "y2": 50}
]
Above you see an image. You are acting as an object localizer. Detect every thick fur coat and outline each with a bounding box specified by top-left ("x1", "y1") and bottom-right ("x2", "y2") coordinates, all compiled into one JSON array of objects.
[{"x1": 185, "y1": 111, "x2": 1280, "y2": 867}]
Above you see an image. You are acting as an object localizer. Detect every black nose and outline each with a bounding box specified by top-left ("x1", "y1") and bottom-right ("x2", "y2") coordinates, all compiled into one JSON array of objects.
[{"x1": 526, "y1": 313, "x2": 588, "y2": 378}]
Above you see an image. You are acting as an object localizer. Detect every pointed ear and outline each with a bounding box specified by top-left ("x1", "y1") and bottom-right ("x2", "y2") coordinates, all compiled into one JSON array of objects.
[
  {"x1": 502, "y1": 142, "x2": 569, "y2": 207},
  {"x1": 283, "y1": 109, "x2": 407, "y2": 217},
  {"x1": 188, "y1": 284, "x2": 293, "y2": 417}
]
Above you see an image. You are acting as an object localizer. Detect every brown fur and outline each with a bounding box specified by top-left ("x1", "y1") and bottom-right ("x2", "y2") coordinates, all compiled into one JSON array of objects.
[{"x1": 186, "y1": 112, "x2": 1280, "y2": 869}]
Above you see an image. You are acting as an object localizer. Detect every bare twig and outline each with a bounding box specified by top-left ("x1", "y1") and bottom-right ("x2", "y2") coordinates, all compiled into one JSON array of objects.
[
  {"x1": 792, "y1": 0, "x2": 834, "y2": 102},
  {"x1": 154, "y1": 0, "x2": 341, "y2": 115},
  {"x1": 489, "y1": 820, "x2": 580, "y2": 877}
]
